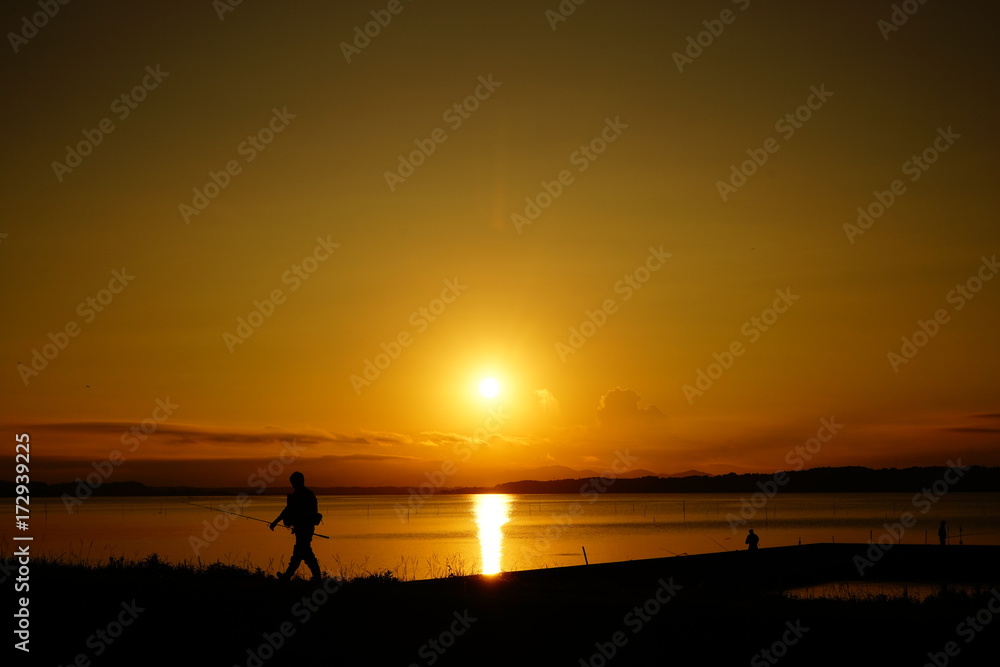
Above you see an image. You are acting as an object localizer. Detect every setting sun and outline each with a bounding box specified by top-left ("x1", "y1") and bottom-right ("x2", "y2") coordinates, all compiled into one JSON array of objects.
[{"x1": 478, "y1": 377, "x2": 501, "y2": 399}]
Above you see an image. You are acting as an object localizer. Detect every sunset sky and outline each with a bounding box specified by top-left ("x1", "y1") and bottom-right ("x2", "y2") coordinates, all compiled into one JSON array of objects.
[{"x1": 2, "y1": 0, "x2": 998, "y2": 488}]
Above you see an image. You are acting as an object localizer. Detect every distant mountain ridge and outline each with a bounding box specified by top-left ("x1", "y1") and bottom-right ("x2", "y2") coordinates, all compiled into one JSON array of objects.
[
  {"x1": 480, "y1": 466, "x2": 709, "y2": 484},
  {"x1": 5, "y1": 465, "x2": 997, "y2": 497},
  {"x1": 486, "y1": 465, "x2": 670, "y2": 483}
]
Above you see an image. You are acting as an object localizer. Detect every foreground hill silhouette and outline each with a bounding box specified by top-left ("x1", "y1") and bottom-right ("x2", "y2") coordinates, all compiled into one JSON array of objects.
[
  {"x1": 17, "y1": 543, "x2": 1000, "y2": 666},
  {"x1": 7, "y1": 464, "x2": 999, "y2": 497}
]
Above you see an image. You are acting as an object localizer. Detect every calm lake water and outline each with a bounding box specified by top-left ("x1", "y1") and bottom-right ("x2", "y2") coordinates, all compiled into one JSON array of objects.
[{"x1": 8, "y1": 493, "x2": 1000, "y2": 580}]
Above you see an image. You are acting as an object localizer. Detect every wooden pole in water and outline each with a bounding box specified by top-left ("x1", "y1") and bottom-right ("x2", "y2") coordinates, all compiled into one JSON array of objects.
[{"x1": 582, "y1": 547, "x2": 589, "y2": 565}]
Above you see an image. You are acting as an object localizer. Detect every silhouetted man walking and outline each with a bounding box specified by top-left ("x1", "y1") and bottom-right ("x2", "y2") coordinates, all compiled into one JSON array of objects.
[
  {"x1": 745, "y1": 528, "x2": 760, "y2": 550},
  {"x1": 270, "y1": 471, "x2": 322, "y2": 581},
  {"x1": 938, "y1": 520, "x2": 948, "y2": 546}
]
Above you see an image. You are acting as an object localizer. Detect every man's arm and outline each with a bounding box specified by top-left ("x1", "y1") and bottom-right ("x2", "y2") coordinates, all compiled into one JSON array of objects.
[{"x1": 269, "y1": 506, "x2": 288, "y2": 531}]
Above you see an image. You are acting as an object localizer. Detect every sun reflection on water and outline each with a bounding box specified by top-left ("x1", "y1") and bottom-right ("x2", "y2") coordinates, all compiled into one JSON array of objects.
[{"x1": 474, "y1": 494, "x2": 511, "y2": 575}]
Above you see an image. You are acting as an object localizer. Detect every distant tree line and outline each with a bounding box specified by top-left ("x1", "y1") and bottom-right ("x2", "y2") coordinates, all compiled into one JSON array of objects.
[
  {"x1": 4, "y1": 465, "x2": 999, "y2": 497},
  {"x1": 490, "y1": 466, "x2": 1000, "y2": 494}
]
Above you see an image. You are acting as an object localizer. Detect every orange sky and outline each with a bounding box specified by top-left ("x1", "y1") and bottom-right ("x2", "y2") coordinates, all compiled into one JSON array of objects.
[{"x1": 2, "y1": 0, "x2": 998, "y2": 488}]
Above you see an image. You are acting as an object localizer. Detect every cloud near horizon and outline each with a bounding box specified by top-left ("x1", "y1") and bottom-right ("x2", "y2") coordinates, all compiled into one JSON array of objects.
[
  {"x1": 596, "y1": 387, "x2": 664, "y2": 428},
  {"x1": 27, "y1": 421, "x2": 364, "y2": 447},
  {"x1": 12, "y1": 395, "x2": 999, "y2": 487}
]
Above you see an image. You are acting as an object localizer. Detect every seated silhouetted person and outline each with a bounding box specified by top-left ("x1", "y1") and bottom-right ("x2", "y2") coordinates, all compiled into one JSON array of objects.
[
  {"x1": 270, "y1": 471, "x2": 322, "y2": 581},
  {"x1": 745, "y1": 528, "x2": 760, "y2": 550},
  {"x1": 938, "y1": 520, "x2": 947, "y2": 546}
]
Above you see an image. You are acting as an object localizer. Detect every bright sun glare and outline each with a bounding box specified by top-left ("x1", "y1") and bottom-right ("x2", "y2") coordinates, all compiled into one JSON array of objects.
[
  {"x1": 478, "y1": 377, "x2": 501, "y2": 399},
  {"x1": 474, "y1": 494, "x2": 511, "y2": 575}
]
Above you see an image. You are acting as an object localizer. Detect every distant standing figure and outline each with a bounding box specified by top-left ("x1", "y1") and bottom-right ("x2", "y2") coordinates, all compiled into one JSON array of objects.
[
  {"x1": 270, "y1": 471, "x2": 323, "y2": 581},
  {"x1": 938, "y1": 520, "x2": 947, "y2": 546},
  {"x1": 745, "y1": 528, "x2": 760, "y2": 551}
]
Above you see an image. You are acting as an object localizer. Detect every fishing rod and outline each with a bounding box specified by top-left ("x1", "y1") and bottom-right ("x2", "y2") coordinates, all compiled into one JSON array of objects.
[
  {"x1": 659, "y1": 547, "x2": 688, "y2": 557},
  {"x1": 705, "y1": 535, "x2": 730, "y2": 552},
  {"x1": 185, "y1": 502, "x2": 330, "y2": 539}
]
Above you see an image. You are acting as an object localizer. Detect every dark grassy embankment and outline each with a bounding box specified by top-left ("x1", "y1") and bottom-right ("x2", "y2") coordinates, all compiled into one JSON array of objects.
[{"x1": 16, "y1": 544, "x2": 1000, "y2": 666}]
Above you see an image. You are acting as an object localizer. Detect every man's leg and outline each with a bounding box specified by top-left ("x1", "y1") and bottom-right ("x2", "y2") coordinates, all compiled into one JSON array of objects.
[
  {"x1": 283, "y1": 530, "x2": 319, "y2": 581},
  {"x1": 280, "y1": 549, "x2": 302, "y2": 581},
  {"x1": 297, "y1": 529, "x2": 321, "y2": 580},
  {"x1": 304, "y1": 543, "x2": 321, "y2": 580}
]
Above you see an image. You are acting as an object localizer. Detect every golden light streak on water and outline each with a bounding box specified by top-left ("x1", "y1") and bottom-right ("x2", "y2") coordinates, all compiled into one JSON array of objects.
[{"x1": 474, "y1": 494, "x2": 511, "y2": 574}]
